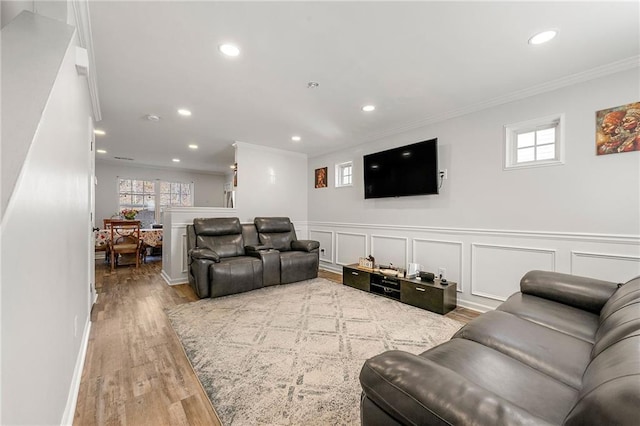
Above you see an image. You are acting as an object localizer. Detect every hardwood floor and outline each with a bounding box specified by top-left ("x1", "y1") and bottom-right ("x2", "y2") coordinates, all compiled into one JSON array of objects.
[
  {"x1": 75, "y1": 263, "x2": 479, "y2": 425},
  {"x1": 74, "y1": 260, "x2": 221, "y2": 426}
]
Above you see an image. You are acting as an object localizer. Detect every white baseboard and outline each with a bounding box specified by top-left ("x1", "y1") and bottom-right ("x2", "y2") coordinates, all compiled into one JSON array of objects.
[
  {"x1": 457, "y1": 299, "x2": 493, "y2": 313},
  {"x1": 320, "y1": 264, "x2": 342, "y2": 274},
  {"x1": 60, "y1": 317, "x2": 91, "y2": 426},
  {"x1": 161, "y1": 269, "x2": 188, "y2": 286}
]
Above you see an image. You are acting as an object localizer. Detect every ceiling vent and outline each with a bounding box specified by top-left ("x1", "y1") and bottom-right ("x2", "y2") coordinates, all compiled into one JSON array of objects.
[{"x1": 114, "y1": 156, "x2": 135, "y2": 161}]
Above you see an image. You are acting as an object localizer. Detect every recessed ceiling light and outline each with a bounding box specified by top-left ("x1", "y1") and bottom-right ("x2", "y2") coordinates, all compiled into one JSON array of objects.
[
  {"x1": 307, "y1": 81, "x2": 319, "y2": 89},
  {"x1": 145, "y1": 114, "x2": 161, "y2": 121},
  {"x1": 291, "y1": 136, "x2": 301, "y2": 142},
  {"x1": 188, "y1": 144, "x2": 198, "y2": 149},
  {"x1": 94, "y1": 129, "x2": 106, "y2": 135},
  {"x1": 177, "y1": 109, "x2": 192, "y2": 116},
  {"x1": 97, "y1": 149, "x2": 107, "y2": 154},
  {"x1": 528, "y1": 30, "x2": 557, "y2": 45},
  {"x1": 362, "y1": 105, "x2": 376, "y2": 112},
  {"x1": 172, "y1": 158, "x2": 180, "y2": 162},
  {"x1": 219, "y1": 43, "x2": 240, "y2": 57}
]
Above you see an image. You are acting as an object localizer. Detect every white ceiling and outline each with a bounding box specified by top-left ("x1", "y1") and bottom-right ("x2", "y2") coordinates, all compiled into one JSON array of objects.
[{"x1": 88, "y1": 1, "x2": 640, "y2": 174}]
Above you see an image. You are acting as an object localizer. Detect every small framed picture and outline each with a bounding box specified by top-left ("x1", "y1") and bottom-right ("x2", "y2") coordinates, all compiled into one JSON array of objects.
[
  {"x1": 315, "y1": 167, "x2": 327, "y2": 188},
  {"x1": 596, "y1": 102, "x2": 640, "y2": 155}
]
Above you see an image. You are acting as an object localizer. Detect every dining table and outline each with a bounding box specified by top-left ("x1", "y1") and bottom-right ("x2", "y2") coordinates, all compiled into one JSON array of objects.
[{"x1": 95, "y1": 228, "x2": 163, "y2": 249}]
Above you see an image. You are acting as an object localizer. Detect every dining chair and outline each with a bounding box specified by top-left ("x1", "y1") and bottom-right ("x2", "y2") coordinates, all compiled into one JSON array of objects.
[
  {"x1": 108, "y1": 220, "x2": 142, "y2": 271},
  {"x1": 101, "y1": 219, "x2": 117, "y2": 263}
]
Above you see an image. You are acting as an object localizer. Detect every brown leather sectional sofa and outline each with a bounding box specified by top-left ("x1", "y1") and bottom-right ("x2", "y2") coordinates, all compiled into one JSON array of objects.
[
  {"x1": 359, "y1": 270, "x2": 640, "y2": 425},
  {"x1": 186, "y1": 217, "x2": 319, "y2": 298}
]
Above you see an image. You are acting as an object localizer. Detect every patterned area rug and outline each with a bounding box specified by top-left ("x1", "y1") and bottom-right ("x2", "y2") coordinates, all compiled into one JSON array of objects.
[{"x1": 167, "y1": 278, "x2": 463, "y2": 425}]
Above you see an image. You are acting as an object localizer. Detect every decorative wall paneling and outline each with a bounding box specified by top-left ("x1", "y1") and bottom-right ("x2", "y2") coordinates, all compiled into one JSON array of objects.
[
  {"x1": 335, "y1": 232, "x2": 368, "y2": 266},
  {"x1": 570, "y1": 251, "x2": 640, "y2": 283},
  {"x1": 471, "y1": 244, "x2": 556, "y2": 301},
  {"x1": 311, "y1": 221, "x2": 640, "y2": 312},
  {"x1": 370, "y1": 235, "x2": 409, "y2": 268},
  {"x1": 413, "y1": 239, "x2": 464, "y2": 292},
  {"x1": 309, "y1": 229, "x2": 335, "y2": 263}
]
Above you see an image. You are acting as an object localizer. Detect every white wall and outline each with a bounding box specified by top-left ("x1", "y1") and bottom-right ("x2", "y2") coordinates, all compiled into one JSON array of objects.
[
  {"x1": 235, "y1": 142, "x2": 308, "y2": 224},
  {"x1": 1, "y1": 10, "x2": 74, "y2": 217},
  {"x1": 308, "y1": 68, "x2": 640, "y2": 311},
  {"x1": 94, "y1": 161, "x2": 228, "y2": 224},
  {"x1": 1, "y1": 12, "x2": 93, "y2": 425}
]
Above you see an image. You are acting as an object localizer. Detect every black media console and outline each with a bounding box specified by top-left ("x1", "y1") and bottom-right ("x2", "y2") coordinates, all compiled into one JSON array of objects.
[{"x1": 343, "y1": 264, "x2": 457, "y2": 315}]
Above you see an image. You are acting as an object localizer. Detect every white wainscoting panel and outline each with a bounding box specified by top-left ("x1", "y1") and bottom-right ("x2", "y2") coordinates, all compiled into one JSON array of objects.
[
  {"x1": 309, "y1": 229, "x2": 334, "y2": 263},
  {"x1": 472, "y1": 243, "x2": 556, "y2": 301},
  {"x1": 413, "y1": 239, "x2": 464, "y2": 292},
  {"x1": 335, "y1": 232, "x2": 368, "y2": 266},
  {"x1": 571, "y1": 251, "x2": 640, "y2": 283},
  {"x1": 371, "y1": 235, "x2": 408, "y2": 268},
  {"x1": 298, "y1": 221, "x2": 640, "y2": 311},
  {"x1": 182, "y1": 233, "x2": 188, "y2": 273}
]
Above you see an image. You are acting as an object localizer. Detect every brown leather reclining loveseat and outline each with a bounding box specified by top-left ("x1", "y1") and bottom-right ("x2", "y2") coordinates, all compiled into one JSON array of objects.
[
  {"x1": 360, "y1": 270, "x2": 640, "y2": 425},
  {"x1": 186, "y1": 217, "x2": 320, "y2": 298}
]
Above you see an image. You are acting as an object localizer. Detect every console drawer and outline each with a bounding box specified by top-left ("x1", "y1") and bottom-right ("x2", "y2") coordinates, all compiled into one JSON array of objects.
[
  {"x1": 343, "y1": 266, "x2": 370, "y2": 292},
  {"x1": 401, "y1": 280, "x2": 457, "y2": 315}
]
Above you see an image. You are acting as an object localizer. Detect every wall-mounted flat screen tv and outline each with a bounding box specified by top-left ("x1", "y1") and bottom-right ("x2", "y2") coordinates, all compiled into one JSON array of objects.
[{"x1": 364, "y1": 138, "x2": 439, "y2": 199}]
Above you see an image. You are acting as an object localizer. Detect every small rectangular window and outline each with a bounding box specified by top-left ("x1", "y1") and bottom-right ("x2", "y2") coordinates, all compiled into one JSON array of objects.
[
  {"x1": 505, "y1": 114, "x2": 564, "y2": 170},
  {"x1": 335, "y1": 161, "x2": 353, "y2": 187}
]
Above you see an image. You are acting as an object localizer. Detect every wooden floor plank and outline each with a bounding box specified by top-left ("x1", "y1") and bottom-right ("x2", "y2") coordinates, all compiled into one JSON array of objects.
[{"x1": 74, "y1": 260, "x2": 221, "y2": 426}]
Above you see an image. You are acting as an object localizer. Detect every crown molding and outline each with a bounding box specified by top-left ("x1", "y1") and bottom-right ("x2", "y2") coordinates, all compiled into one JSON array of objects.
[
  {"x1": 359, "y1": 56, "x2": 640, "y2": 145},
  {"x1": 234, "y1": 141, "x2": 308, "y2": 159},
  {"x1": 71, "y1": 0, "x2": 102, "y2": 122},
  {"x1": 95, "y1": 158, "x2": 228, "y2": 176}
]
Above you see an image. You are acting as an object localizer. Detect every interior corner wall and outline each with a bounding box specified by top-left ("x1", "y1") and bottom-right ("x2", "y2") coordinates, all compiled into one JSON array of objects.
[
  {"x1": 308, "y1": 68, "x2": 640, "y2": 311},
  {"x1": 1, "y1": 11, "x2": 75, "y2": 218},
  {"x1": 235, "y1": 142, "x2": 308, "y2": 224},
  {"x1": 94, "y1": 161, "x2": 227, "y2": 224},
  {"x1": 0, "y1": 17, "x2": 92, "y2": 426}
]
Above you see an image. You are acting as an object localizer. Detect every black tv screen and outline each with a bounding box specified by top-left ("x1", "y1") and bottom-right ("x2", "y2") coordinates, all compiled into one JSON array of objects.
[{"x1": 364, "y1": 138, "x2": 439, "y2": 199}]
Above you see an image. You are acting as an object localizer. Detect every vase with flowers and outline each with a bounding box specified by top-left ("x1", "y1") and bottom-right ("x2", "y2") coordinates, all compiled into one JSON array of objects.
[{"x1": 121, "y1": 208, "x2": 139, "y2": 220}]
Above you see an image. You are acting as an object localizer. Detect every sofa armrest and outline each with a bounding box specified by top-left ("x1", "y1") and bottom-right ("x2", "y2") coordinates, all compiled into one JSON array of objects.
[
  {"x1": 245, "y1": 244, "x2": 274, "y2": 253},
  {"x1": 291, "y1": 240, "x2": 320, "y2": 252},
  {"x1": 360, "y1": 350, "x2": 552, "y2": 426},
  {"x1": 189, "y1": 248, "x2": 220, "y2": 263},
  {"x1": 521, "y1": 270, "x2": 619, "y2": 314}
]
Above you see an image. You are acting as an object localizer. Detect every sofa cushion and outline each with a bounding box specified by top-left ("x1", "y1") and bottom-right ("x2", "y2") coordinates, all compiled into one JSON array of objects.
[
  {"x1": 453, "y1": 310, "x2": 591, "y2": 389},
  {"x1": 254, "y1": 217, "x2": 292, "y2": 233},
  {"x1": 599, "y1": 276, "x2": 640, "y2": 322},
  {"x1": 419, "y1": 339, "x2": 578, "y2": 425},
  {"x1": 196, "y1": 233, "x2": 244, "y2": 258},
  {"x1": 563, "y1": 334, "x2": 640, "y2": 425},
  {"x1": 194, "y1": 217, "x2": 242, "y2": 236},
  {"x1": 497, "y1": 293, "x2": 600, "y2": 343},
  {"x1": 592, "y1": 277, "x2": 640, "y2": 358},
  {"x1": 209, "y1": 256, "x2": 263, "y2": 298},
  {"x1": 360, "y1": 349, "x2": 556, "y2": 426},
  {"x1": 279, "y1": 251, "x2": 318, "y2": 284},
  {"x1": 259, "y1": 232, "x2": 292, "y2": 252}
]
